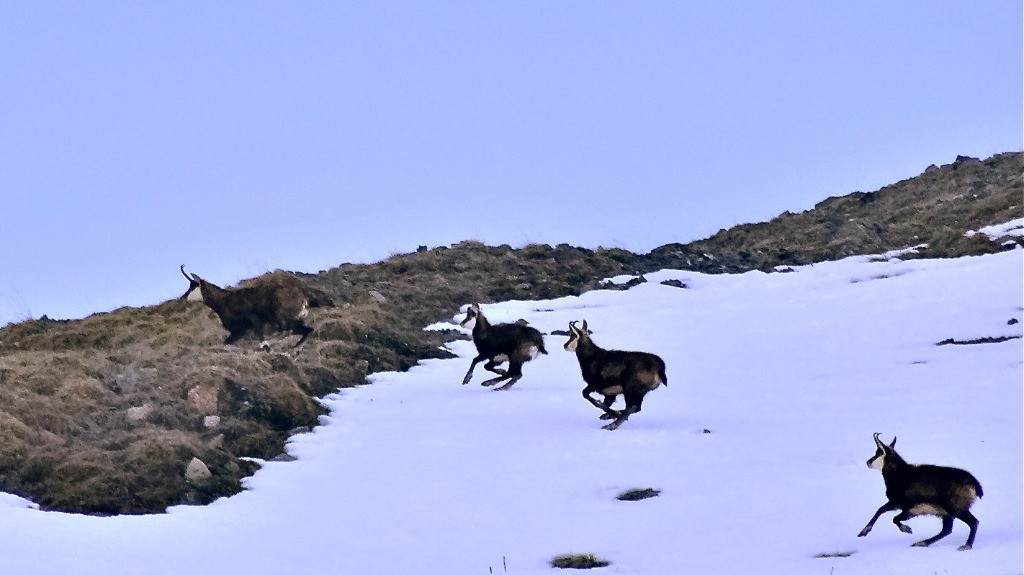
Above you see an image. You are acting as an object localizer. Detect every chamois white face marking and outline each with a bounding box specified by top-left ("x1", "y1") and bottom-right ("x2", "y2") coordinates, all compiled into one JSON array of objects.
[
  {"x1": 867, "y1": 434, "x2": 890, "y2": 470},
  {"x1": 298, "y1": 302, "x2": 310, "y2": 318},
  {"x1": 564, "y1": 330, "x2": 579, "y2": 352},
  {"x1": 526, "y1": 346, "x2": 540, "y2": 360},
  {"x1": 460, "y1": 304, "x2": 480, "y2": 331},
  {"x1": 867, "y1": 449, "x2": 886, "y2": 470}
]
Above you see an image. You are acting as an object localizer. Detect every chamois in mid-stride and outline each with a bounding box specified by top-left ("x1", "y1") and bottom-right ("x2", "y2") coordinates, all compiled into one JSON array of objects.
[
  {"x1": 858, "y1": 433, "x2": 983, "y2": 550},
  {"x1": 180, "y1": 265, "x2": 330, "y2": 348},
  {"x1": 459, "y1": 303, "x2": 547, "y2": 391},
  {"x1": 563, "y1": 320, "x2": 667, "y2": 431}
]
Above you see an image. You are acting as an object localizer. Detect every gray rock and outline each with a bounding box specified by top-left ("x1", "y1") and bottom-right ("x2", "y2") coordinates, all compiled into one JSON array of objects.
[
  {"x1": 127, "y1": 404, "x2": 154, "y2": 421},
  {"x1": 185, "y1": 457, "x2": 212, "y2": 484}
]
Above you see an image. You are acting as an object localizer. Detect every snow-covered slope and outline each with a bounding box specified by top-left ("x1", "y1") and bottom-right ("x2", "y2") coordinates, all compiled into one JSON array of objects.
[{"x1": 2, "y1": 250, "x2": 1021, "y2": 575}]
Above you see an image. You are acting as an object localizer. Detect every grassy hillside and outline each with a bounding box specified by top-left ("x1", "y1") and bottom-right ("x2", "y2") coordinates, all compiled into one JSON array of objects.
[
  {"x1": 0, "y1": 152, "x2": 1019, "y2": 514},
  {"x1": 645, "y1": 153, "x2": 1022, "y2": 272}
]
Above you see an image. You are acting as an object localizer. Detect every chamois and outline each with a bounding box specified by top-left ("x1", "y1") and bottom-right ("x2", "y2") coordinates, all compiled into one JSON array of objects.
[
  {"x1": 459, "y1": 303, "x2": 547, "y2": 391},
  {"x1": 563, "y1": 320, "x2": 667, "y2": 431},
  {"x1": 180, "y1": 265, "x2": 329, "y2": 348},
  {"x1": 858, "y1": 433, "x2": 983, "y2": 550}
]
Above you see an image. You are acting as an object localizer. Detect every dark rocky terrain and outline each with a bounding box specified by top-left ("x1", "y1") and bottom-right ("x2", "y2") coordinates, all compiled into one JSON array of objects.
[{"x1": 0, "y1": 152, "x2": 1019, "y2": 514}]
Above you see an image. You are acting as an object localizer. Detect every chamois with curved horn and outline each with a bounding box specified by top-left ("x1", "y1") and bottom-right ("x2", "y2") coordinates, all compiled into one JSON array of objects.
[
  {"x1": 563, "y1": 320, "x2": 667, "y2": 431},
  {"x1": 858, "y1": 433, "x2": 983, "y2": 550},
  {"x1": 180, "y1": 265, "x2": 329, "y2": 348},
  {"x1": 459, "y1": 303, "x2": 547, "y2": 391}
]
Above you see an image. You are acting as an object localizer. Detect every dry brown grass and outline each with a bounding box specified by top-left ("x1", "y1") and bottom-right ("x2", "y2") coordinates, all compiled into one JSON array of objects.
[
  {"x1": 0, "y1": 242, "x2": 642, "y2": 513},
  {"x1": 0, "y1": 296, "x2": 336, "y2": 513},
  {"x1": 647, "y1": 153, "x2": 1022, "y2": 272}
]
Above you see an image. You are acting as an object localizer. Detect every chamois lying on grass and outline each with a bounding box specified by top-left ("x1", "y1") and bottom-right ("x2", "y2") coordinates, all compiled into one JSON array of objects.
[
  {"x1": 563, "y1": 320, "x2": 667, "y2": 430},
  {"x1": 459, "y1": 303, "x2": 547, "y2": 391},
  {"x1": 180, "y1": 265, "x2": 331, "y2": 348},
  {"x1": 858, "y1": 433, "x2": 983, "y2": 550}
]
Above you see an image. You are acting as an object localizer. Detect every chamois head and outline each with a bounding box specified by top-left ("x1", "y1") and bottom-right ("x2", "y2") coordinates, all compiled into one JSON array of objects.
[
  {"x1": 179, "y1": 265, "x2": 203, "y2": 300},
  {"x1": 460, "y1": 303, "x2": 482, "y2": 330},
  {"x1": 866, "y1": 432, "x2": 898, "y2": 470},
  {"x1": 563, "y1": 320, "x2": 591, "y2": 352}
]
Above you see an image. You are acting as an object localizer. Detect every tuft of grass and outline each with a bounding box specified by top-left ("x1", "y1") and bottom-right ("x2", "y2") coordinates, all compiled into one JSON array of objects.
[
  {"x1": 814, "y1": 550, "x2": 855, "y2": 558},
  {"x1": 550, "y1": 554, "x2": 610, "y2": 569},
  {"x1": 616, "y1": 487, "x2": 661, "y2": 501}
]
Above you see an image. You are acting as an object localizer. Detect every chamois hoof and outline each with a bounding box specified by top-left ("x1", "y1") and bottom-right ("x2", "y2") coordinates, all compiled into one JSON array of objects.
[
  {"x1": 957, "y1": 544, "x2": 972, "y2": 551},
  {"x1": 857, "y1": 529, "x2": 870, "y2": 538},
  {"x1": 911, "y1": 540, "x2": 930, "y2": 547},
  {"x1": 599, "y1": 412, "x2": 618, "y2": 420},
  {"x1": 898, "y1": 524, "x2": 913, "y2": 534},
  {"x1": 601, "y1": 422, "x2": 623, "y2": 431}
]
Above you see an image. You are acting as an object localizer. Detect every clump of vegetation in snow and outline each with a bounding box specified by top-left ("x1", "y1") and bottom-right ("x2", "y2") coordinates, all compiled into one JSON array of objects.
[
  {"x1": 616, "y1": 487, "x2": 661, "y2": 501},
  {"x1": 813, "y1": 550, "x2": 855, "y2": 558},
  {"x1": 550, "y1": 553, "x2": 610, "y2": 569}
]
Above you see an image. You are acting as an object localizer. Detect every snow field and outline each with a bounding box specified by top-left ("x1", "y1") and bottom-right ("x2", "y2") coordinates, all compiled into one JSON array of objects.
[{"x1": 0, "y1": 249, "x2": 1020, "y2": 575}]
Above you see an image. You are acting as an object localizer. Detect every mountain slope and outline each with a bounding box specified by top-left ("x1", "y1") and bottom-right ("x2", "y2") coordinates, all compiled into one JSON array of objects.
[
  {"x1": 0, "y1": 151, "x2": 1020, "y2": 513},
  {"x1": 645, "y1": 152, "x2": 1022, "y2": 272}
]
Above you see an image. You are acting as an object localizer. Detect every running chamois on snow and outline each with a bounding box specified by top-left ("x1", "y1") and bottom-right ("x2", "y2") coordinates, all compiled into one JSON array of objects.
[
  {"x1": 563, "y1": 320, "x2": 667, "y2": 431},
  {"x1": 459, "y1": 303, "x2": 548, "y2": 391},
  {"x1": 858, "y1": 432, "x2": 983, "y2": 550}
]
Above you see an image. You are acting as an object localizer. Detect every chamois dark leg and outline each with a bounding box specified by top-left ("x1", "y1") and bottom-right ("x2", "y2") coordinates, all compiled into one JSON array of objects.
[
  {"x1": 912, "y1": 515, "x2": 953, "y2": 547},
  {"x1": 582, "y1": 389, "x2": 611, "y2": 413},
  {"x1": 487, "y1": 362, "x2": 523, "y2": 391},
  {"x1": 955, "y1": 511, "x2": 979, "y2": 550},
  {"x1": 462, "y1": 355, "x2": 486, "y2": 385},
  {"x1": 292, "y1": 322, "x2": 313, "y2": 347},
  {"x1": 491, "y1": 375, "x2": 522, "y2": 391},
  {"x1": 892, "y1": 510, "x2": 914, "y2": 534},
  {"x1": 602, "y1": 391, "x2": 644, "y2": 430},
  {"x1": 483, "y1": 358, "x2": 507, "y2": 376},
  {"x1": 602, "y1": 405, "x2": 636, "y2": 431},
  {"x1": 598, "y1": 395, "x2": 620, "y2": 420},
  {"x1": 632, "y1": 393, "x2": 646, "y2": 413},
  {"x1": 858, "y1": 501, "x2": 899, "y2": 537},
  {"x1": 252, "y1": 321, "x2": 272, "y2": 351}
]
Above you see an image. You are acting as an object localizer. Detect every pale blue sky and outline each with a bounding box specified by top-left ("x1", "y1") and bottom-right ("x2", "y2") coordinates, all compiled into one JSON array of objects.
[{"x1": 1, "y1": 1, "x2": 1020, "y2": 326}]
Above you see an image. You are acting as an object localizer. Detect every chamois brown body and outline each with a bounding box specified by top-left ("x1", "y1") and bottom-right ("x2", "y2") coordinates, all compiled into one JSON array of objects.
[
  {"x1": 180, "y1": 266, "x2": 330, "y2": 347},
  {"x1": 459, "y1": 303, "x2": 547, "y2": 391},
  {"x1": 858, "y1": 433, "x2": 983, "y2": 550},
  {"x1": 563, "y1": 320, "x2": 667, "y2": 430}
]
